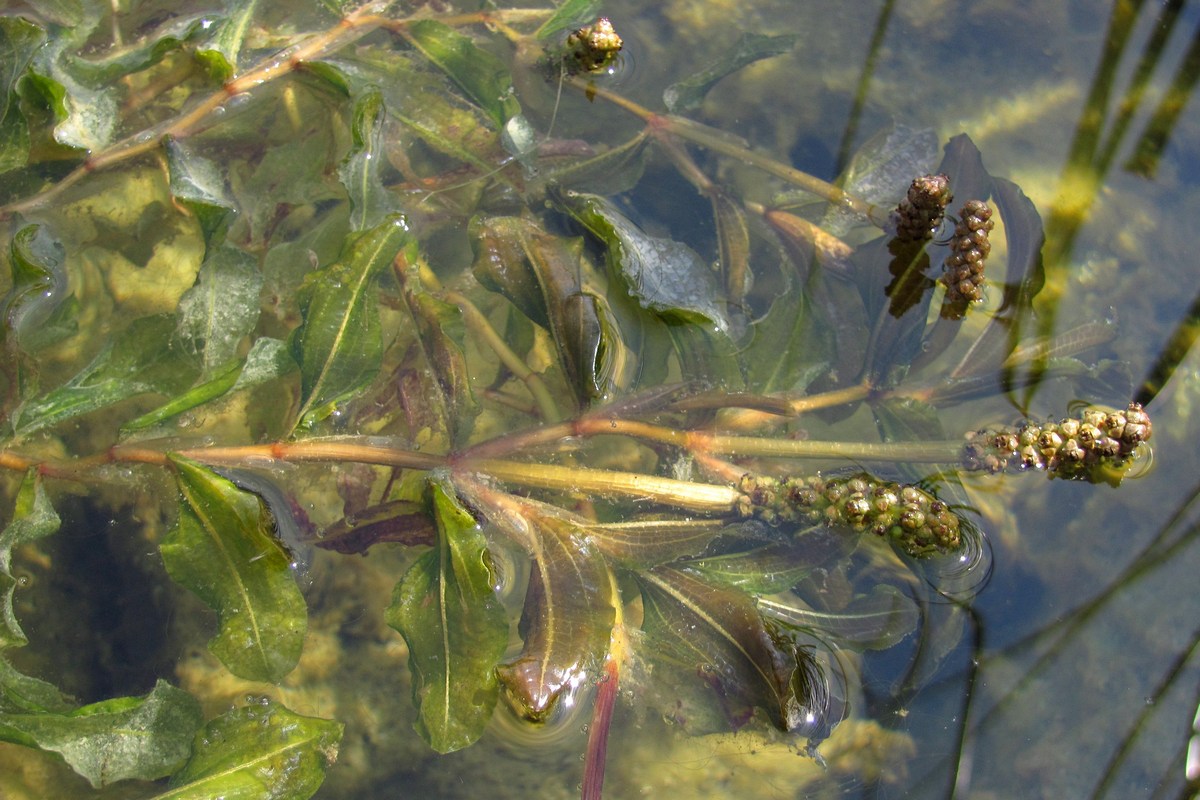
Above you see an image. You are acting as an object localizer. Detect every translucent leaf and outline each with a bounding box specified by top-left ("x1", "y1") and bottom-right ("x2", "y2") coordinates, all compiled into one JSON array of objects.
[
  {"x1": 404, "y1": 20, "x2": 521, "y2": 126},
  {"x1": 663, "y1": 32, "x2": 797, "y2": 113},
  {"x1": 0, "y1": 657, "x2": 72, "y2": 715},
  {"x1": 0, "y1": 471, "x2": 60, "y2": 650},
  {"x1": 337, "y1": 88, "x2": 400, "y2": 231},
  {"x1": 638, "y1": 566, "x2": 830, "y2": 734},
  {"x1": 400, "y1": 264, "x2": 480, "y2": 447},
  {"x1": 2, "y1": 223, "x2": 71, "y2": 352},
  {"x1": 29, "y1": 48, "x2": 118, "y2": 152},
  {"x1": 558, "y1": 190, "x2": 731, "y2": 333},
  {"x1": 290, "y1": 215, "x2": 411, "y2": 432},
  {"x1": 535, "y1": 0, "x2": 605, "y2": 40},
  {"x1": 682, "y1": 526, "x2": 852, "y2": 594},
  {"x1": 177, "y1": 245, "x2": 263, "y2": 377},
  {"x1": 461, "y1": 487, "x2": 614, "y2": 721},
  {"x1": 385, "y1": 480, "x2": 507, "y2": 753},
  {"x1": 155, "y1": 699, "x2": 342, "y2": 800},
  {"x1": 586, "y1": 518, "x2": 727, "y2": 567},
  {"x1": 758, "y1": 585, "x2": 920, "y2": 650},
  {"x1": 195, "y1": 1, "x2": 261, "y2": 81},
  {"x1": 161, "y1": 456, "x2": 307, "y2": 683},
  {"x1": 0, "y1": 680, "x2": 202, "y2": 788},
  {"x1": 63, "y1": 14, "x2": 217, "y2": 86},
  {"x1": 165, "y1": 138, "x2": 238, "y2": 248},
  {"x1": 13, "y1": 314, "x2": 199, "y2": 436}
]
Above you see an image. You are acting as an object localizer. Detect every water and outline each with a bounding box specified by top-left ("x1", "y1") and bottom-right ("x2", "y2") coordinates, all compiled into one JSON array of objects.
[{"x1": 2, "y1": 1, "x2": 1199, "y2": 799}]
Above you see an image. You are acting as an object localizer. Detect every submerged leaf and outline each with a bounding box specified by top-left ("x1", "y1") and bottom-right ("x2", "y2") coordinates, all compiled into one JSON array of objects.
[
  {"x1": 0, "y1": 471, "x2": 60, "y2": 650},
  {"x1": 0, "y1": 680, "x2": 202, "y2": 788},
  {"x1": 2, "y1": 223, "x2": 71, "y2": 353},
  {"x1": 165, "y1": 138, "x2": 238, "y2": 249},
  {"x1": 14, "y1": 314, "x2": 198, "y2": 436},
  {"x1": 176, "y1": 245, "x2": 263, "y2": 377},
  {"x1": 558, "y1": 190, "x2": 731, "y2": 333},
  {"x1": 157, "y1": 699, "x2": 342, "y2": 800},
  {"x1": 535, "y1": 0, "x2": 606, "y2": 40},
  {"x1": 459, "y1": 486, "x2": 615, "y2": 722},
  {"x1": 161, "y1": 456, "x2": 307, "y2": 683},
  {"x1": 338, "y1": 88, "x2": 399, "y2": 230},
  {"x1": 0, "y1": 17, "x2": 44, "y2": 175},
  {"x1": 386, "y1": 480, "x2": 507, "y2": 753},
  {"x1": 404, "y1": 20, "x2": 520, "y2": 126},
  {"x1": 759, "y1": 585, "x2": 920, "y2": 650},
  {"x1": 664, "y1": 32, "x2": 797, "y2": 113},
  {"x1": 682, "y1": 525, "x2": 852, "y2": 594},
  {"x1": 638, "y1": 565, "x2": 829, "y2": 735},
  {"x1": 291, "y1": 215, "x2": 411, "y2": 432}
]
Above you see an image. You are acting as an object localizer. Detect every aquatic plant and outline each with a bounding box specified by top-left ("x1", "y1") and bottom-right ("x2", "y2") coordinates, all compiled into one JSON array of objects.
[{"x1": 0, "y1": 2, "x2": 1157, "y2": 798}]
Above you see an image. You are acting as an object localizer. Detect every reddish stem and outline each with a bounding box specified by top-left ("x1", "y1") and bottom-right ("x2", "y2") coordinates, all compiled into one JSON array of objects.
[{"x1": 581, "y1": 657, "x2": 620, "y2": 800}]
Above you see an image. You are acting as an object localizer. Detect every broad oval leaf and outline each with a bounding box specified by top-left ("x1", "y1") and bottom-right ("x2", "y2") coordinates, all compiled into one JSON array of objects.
[
  {"x1": 291, "y1": 215, "x2": 411, "y2": 432},
  {"x1": 156, "y1": 699, "x2": 342, "y2": 800},
  {"x1": 385, "y1": 479, "x2": 507, "y2": 753},
  {"x1": 161, "y1": 456, "x2": 307, "y2": 683},
  {"x1": 0, "y1": 680, "x2": 202, "y2": 789}
]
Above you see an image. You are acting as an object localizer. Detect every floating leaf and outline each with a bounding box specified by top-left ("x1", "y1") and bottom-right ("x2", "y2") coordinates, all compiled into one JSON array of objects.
[
  {"x1": 386, "y1": 480, "x2": 507, "y2": 753},
  {"x1": 291, "y1": 215, "x2": 411, "y2": 432},
  {"x1": 12, "y1": 314, "x2": 199, "y2": 436},
  {"x1": 177, "y1": 245, "x2": 263, "y2": 377},
  {"x1": 558, "y1": 190, "x2": 731, "y2": 333},
  {"x1": 0, "y1": 680, "x2": 202, "y2": 788},
  {"x1": 404, "y1": 20, "x2": 521, "y2": 126},
  {"x1": 161, "y1": 456, "x2": 307, "y2": 683},
  {"x1": 0, "y1": 471, "x2": 60, "y2": 650},
  {"x1": 664, "y1": 32, "x2": 797, "y2": 113},
  {"x1": 638, "y1": 565, "x2": 828, "y2": 734},
  {"x1": 156, "y1": 699, "x2": 342, "y2": 800},
  {"x1": 338, "y1": 88, "x2": 399, "y2": 230},
  {"x1": 759, "y1": 585, "x2": 920, "y2": 650}
]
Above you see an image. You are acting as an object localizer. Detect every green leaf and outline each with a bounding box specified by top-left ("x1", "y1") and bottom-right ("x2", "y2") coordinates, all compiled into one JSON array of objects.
[
  {"x1": 0, "y1": 680, "x2": 202, "y2": 788},
  {"x1": 681, "y1": 526, "x2": 851, "y2": 594},
  {"x1": 13, "y1": 314, "x2": 200, "y2": 436},
  {"x1": 2, "y1": 223, "x2": 71, "y2": 352},
  {"x1": 0, "y1": 17, "x2": 45, "y2": 175},
  {"x1": 535, "y1": 0, "x2": 605, "y2": 40},
  {"x1": 0, "y1": 471, "x2": 60, "y2": 650},
  {"x1": 400, "y1": 265, "x2": 480, "y2": 446},
  {"x1": 338, "y1": 88, "x2": 399, "y2": 230},
  {"x1": 758, "y1": 585, "x2": 920, "y2": 651},
  {"x1": 156, "y1": 699, "x2": 342, "y2": 800},
  {"x1": 586, "y1": 518, "x2": 727, "y2": 567},
  {"x1": 0, "y1": 658, "x2": 73, "y2": 715},
  {"x1": 462, "y1": 488, "x2": 615, "y2": 722},
  {"x1": 64, "y1": 14, "x2": 215, "y2": 86},
  {"x1": 404, "y1": 20, "x2": 521, "y2": 126},
  {"x1": 165, "y1": 138, "x2": 239, "y2": 249},
  {"x1": 557, "y1": 190, "x2": 732, "y2": 334},
  {"x1": 290, "y1": 215, "x2": 411, "y2": 432},
  {"x1": 663, "y1": 32, "x2": 797, "y2": 113},
  {"x1": 638, "y1": 566, "x2": 826, "y2": 734},
  {"x1": 161, "y1": 456, "x2": 307, "y2": 682},
  {"x1": 385, "y1": 480, "x2": 507, "y2": 753},
  {"x1": 177, "y1": 245, "x2": 263, "y2": 377},
  {"x1": 471, "y1": 215, "x2": 629, "y2": 404},
  {"x1": 195, "y1": 1, "x2": 262, "y2": 81}
]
